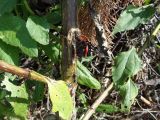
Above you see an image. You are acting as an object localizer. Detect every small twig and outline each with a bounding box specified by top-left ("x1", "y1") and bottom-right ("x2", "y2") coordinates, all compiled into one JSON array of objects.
[
  {"x1": 90, "y1": 63, "x2": 101, "y2": 74},
  {"x1": 143, "y1": 53, "x2": 160, "y2": 77},
  {"x1": 140, "y1": 96, "x2": 152, "y2": 107},
  {"x1": 82, "y1": 82, "x2": 114, "y2": 120},
  {"x1": 131, "y1": 110, "x2": 159, "y2": 120},
  {"x1": 136, "y1": 99, "x2": 157, "y2": 120},
  {"x1": 132, "y1": 110, "x2": 160, "y2": 113}
]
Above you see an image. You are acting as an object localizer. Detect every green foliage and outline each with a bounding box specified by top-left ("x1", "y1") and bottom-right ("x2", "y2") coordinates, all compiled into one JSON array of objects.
[
  {"x1": 119, "y1": 78, "x2": 138, "y2": 112},
  {"x1": 0, "y1": 100, "x2": 14, "y2": 118},
  {"x1": 78, "y1": 93, "x2": 88, "y2": 107},
  {"x1": 0, "y1": 0, "x2": 102, "y2": 119},
  {"x1": 1, "y1": 77, "x2": 28, "y2": 119},
  {"x1": 32, "y1": 82, "x2": 45, "y2": 102},
  {"x1": 0, "y1": 14, "x2": 38, "y2": 57},
  {"x1": 96, "y1": 104, "x2": 119, "y2": 113},
  {"x1": 42, "y1": 42, "x2": 61, "y2": 63},
  {"x1": 46, "y1": 10, "x2": 61, "y2": 25},
  {"x1": 26, "y1": 16, "x2": 50, "y2": 45},
  {"x1": 0, "y1": 41, "x2": 19, "y2": 65},
  {"x1": 112, "y1": 4, "x2": 155, "y2": 34},
  {"x1": 144, "y1": 0, "x2": 151, "y2": 5},
  {"x1": 0, "y1": 1, "x2": 60, "y2": 117},
  {"x1": 0, "y1": 88, "x2": 9, "y2": 100},
  {"x1": 47, "y1": 80, "x2": 73, "y2": 120},
  {"x1": 77, "y1": 61, "x2": 101, "y2": 89},
  {"x1": 0, "y1": 0, "x2": 17, "y2": 15},
  {"x1": 112, "y1": 47, "x2": 141, "y2": 86},
  {"x1": 112, "y1": 47, "x2": 141, "y2": 111}
]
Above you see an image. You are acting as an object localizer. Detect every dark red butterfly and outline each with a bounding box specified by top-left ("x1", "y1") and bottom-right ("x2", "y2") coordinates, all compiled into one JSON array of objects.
[{"x1": 76, "y1": 35, "x2": 95, "y2": 57}]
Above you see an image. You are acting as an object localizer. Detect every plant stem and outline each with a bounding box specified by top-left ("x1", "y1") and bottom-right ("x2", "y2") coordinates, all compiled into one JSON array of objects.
[
  {"x1": 61, "y1": 0, "x2": 78, "y2": 82},
  {"x1": 61, "y1": 0, "x2": 79, "y2": 119},
  {"x1": 0, "y1": 60, "x2": 53, "y2": 84},
  {"x1": 23, "y1": 0, "x2": 35, "y2": 15}
]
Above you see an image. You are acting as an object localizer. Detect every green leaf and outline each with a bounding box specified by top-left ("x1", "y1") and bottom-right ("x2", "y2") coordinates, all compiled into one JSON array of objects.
[
  {"x1": 0, "y1": 0, "x2": 17, "y2": 15},
  {"x1": 96, "y1": 104, "x2": 119, "y2": 113},
  {"x1": 1, "y1": 76, "x2": 29, "y2": 119},
  {"x1": 0, "y1": 15, "x2": 38, "y2": 57},
  {"x1": 112, "y1": 4, "x2": 155, "y2": 34},
  {"x1": 77, "y1": 61, "x2": 101, "y2": 89},
  {"x1": 26, "y1": 16, "x2": 50, "y2": 45},
  {"x1": 144, "y1": 0, "x2": 151, "y2": 5},
  {"x1": 0, "y1": 100, "x2": 14, "y2": 116},
  {"x1": 32, "y1": 82, "x2": 45, "y2": 102},
  {"x1": 0, "y1": 40, "x2": 19, "y2": 65},
  {"x1": 46, "y1": 11, "x2": 61, "y2": 25},
  {"x1": 112, "y1": 47, "x2": 141, "y2": 86},
  {"x1": 0, "y1": 88, "x2": 10, "y2": 100},
  {"x1": 41, "y1": 43, "x2": 60, "y2": 63},
  {"x1": 47, "y1": 80, "x2": 73, "y2": 120},
  {"x1": 79, "y1": 93, "x2": 87, "y2": 105},
  {"x1": 120, "y1": 78, "x2": 138, "y2": 112}
]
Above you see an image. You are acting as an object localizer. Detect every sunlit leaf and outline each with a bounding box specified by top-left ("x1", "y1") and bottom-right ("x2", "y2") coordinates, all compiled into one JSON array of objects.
[
  {"x1": 47, "y1": 80, "x2": 73, "y2": 120},
  {"x1": 0, "y1": 15, "x2": 38, "y2": 57},
  {"x1": 1, "y1": 76, "x2": 29, "y2": 119},
  {"x1": 112, "y1": 4, "x2": 155, "y2": 34},
  {"x1": 120, "y1": 78, "x2": 138, "y2": 111},
  {"x1": 26, "y1": 16, "x2": 50, "y2": 45},
  {"x1": 144, "y1": 0, "x2": 151, "y2": 5},
  {"x1": 96, "y1": 104, "x2": 119, "y2": 113},
  {"x1": 112, "y1": 47, "x2": 141, "y2": 86},
  {"x1": 77, "y1": 61, "x2": 101, "y2": 89},
  {"x1": 0, "y1": 40, "x2": 19, "y2": 65}
]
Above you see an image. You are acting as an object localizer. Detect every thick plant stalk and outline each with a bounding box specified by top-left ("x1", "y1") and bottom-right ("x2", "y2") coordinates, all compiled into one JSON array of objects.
[
  {"x1": 0, "y1": 60, "x2": 53, "y2": 84},
  {"x1": 61, "y1": 0, "x2": 78, "y2": 82},
  {"x1": 61, "y1": 0, "x2": 79, "y2": 119}
]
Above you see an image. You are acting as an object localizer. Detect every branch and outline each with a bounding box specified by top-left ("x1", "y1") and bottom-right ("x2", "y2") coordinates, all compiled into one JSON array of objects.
[
  {"x1": 82, "y1": 82, "x2": 114, "y2": 120},
  {"x1": 0, "y1": 60, "x2": 54, "y2": 84}
]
